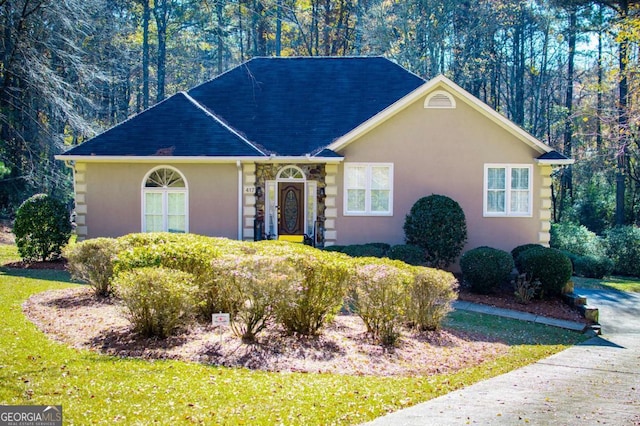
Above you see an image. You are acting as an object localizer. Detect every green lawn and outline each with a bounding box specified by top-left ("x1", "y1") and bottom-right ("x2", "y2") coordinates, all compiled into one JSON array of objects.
[
  {"x1": 0, "y1": 243, "x2": 19, "y2": 265},
  {"x1": 573, "y1": 276, "x2": 640, "y2": 293},
  {"x1": 0, "y1": 262, "x2": 585, "y2": 425}
]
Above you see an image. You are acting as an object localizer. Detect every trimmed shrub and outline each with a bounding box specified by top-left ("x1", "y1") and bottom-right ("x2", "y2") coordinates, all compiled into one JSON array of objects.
[
  {"x1": 65, "y1": 238, "x2": 121, "y2": 296},
  {"x1": 327, "y1": 243, "x2": 388, "y2": 258},
  {"x1": 406, "y1": 266, "x2": 458, "y2": 331},
  {"x1": 511, "y1": 244, "x2": 544, "y2": 271},
  {"x1": 114, "y1": 237, "x2": 222, "y2": 318},
  {"x1": 273, "y1": 251, "x2": 351, "y2": 336},
  {"x1": 550, "y1": 222, "x2": 606, "y2": 257},
  {"x1": 213, "y1": 255, "x2": 292, "y2": 343},
  {"x1": 388, "y1": 244, "x2": 425, "y2": 266},
  {"x1": 322, "y1": 245, "x2": 345, "y2": 253},
  {"x1": 517, "y1": 248, "x2": 572, "y2": 299},
  {"x1": 349, "y1": 258, "x2": 412, "y2": 346},
  {"x1": 13, "y1": 194, "x2": 72, "y2": 262},
  {"x1": 461, "y1": 247, "x2": 514, "y2": 294},
  {"x1": 605, "y1": 226, "x2": 640, "y2": 277},
  {"x1": 112, "y1": 267, "x2": 197, "y2": 338},
  {"x1": 404, "y1": 194, "x2": 467, "y2": 268}
]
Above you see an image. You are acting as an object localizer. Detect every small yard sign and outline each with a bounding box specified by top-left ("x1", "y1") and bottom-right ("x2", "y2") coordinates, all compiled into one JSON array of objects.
[{"x1": 212, "y1": 313, "x2": 230, "y2": 327}]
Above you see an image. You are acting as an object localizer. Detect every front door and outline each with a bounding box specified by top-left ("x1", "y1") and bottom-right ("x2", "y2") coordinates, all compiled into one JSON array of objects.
[{"x1": 278, "y1": 182, "x2": 305, "y2": 235}]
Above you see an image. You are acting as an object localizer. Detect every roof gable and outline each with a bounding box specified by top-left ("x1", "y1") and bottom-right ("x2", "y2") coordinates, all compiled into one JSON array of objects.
[
  {"x1": 328, "y1": 74, "x2": 571, "y2": 164},
  {"x1": 61, "y1": 92, "x2": 265, "y2": 157},
  {"x1": 188, "y1": 57, "x2": 425, "y2": 156}
]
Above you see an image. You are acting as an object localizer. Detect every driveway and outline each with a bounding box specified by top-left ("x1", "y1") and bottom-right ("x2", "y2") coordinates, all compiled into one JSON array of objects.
[{"x1": 364, "y1": 288, "x2": 640, "y2": 425}]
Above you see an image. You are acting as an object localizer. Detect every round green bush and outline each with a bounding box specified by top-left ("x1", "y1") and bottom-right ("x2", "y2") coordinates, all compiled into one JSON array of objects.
[
  {"x1": 518, "y1": 248, "x2": 572, "y2": 298},
  {"x1": 13, "y1": 193, "x2": 72, "y2": 262},
  {"x1": 404, "y1": 194, "x2": 467, "y2": 269},
  {"x1": 605, "y1": 226, "x2": 640, "y2": 277},
  {"x1": 460, "y1": 247, "x2": 514, "y2": 294},
  {"x1": 511, "y1": 243, "x2": 544, "y2": 271},
  {"x1": 550, "y1": 222, "x2": 606, "y2": 257},
  {"x1": 388, "y1": 244, "x2": 425, "y2": 266}
]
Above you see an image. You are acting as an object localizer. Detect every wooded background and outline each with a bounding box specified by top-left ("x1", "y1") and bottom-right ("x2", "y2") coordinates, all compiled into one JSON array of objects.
[{"x1": 0, "y1": 0, "x2": 639, "y2": 235}]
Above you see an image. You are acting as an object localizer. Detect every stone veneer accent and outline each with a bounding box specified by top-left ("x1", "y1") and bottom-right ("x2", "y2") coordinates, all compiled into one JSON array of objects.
[
  {"x1": 538, "y1": 165, "x2": 553, "y2": 246},
  {"x1": 322, "y1": 164, "x2": 338, "y2": 246},
  {"x1": 73, "y1": 162, "x2": 88, "y2": 240},
  {"x1": 242, "y1": 163, "x2": 257, "y2": 241},
  {"x1": 251, "y1": 163, "x2": 329, "y2": 246}
]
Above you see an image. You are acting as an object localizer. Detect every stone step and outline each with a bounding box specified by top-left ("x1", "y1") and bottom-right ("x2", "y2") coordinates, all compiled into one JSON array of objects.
[
  {"x1": 578, "y1": 304, "x2": 600, "y2": 323},
  {"x1": 563, "y1": 292, "x2": 587, "y2": 307}
]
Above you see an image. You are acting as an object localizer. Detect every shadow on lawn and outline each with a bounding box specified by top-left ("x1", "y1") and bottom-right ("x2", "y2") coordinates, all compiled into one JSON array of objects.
[{"x1": 1, "y1": 267, "x2": 73, "y2": 284}]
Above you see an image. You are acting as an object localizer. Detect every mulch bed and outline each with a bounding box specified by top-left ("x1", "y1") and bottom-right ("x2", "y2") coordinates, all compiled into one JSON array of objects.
[{"x1": 458, "y1": 285, "x2": 587, "y2": 323}]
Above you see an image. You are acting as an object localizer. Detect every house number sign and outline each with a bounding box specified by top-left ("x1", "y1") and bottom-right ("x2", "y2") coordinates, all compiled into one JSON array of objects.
[
  {"x1": 244, "y1": 186, "x2": 256, "y2": 194},
  {"x1": 212, "y1": 313, "x2": 230, "y2": 327}
]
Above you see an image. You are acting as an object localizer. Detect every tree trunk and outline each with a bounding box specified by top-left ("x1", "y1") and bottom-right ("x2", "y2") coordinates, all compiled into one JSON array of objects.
[
  {"x1": 142, "y1": 0, "x2": 150, "y2": 109},
  {"x1": 560, "y1": 7, "x2": 577, "y2": 218},
  {"x1": 615, "y1": 0, "x2": 629, "y2": 225},
  {"x1": 275, "y1": 0, "x2": 282, "y2": 56}
]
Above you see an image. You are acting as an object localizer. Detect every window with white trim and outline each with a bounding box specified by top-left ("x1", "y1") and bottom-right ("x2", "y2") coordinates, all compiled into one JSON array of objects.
[
  {"x1": 484, "y1": 164, "x2": 532, "y2": 217},
  {"x1": 344, "y1": 163, "x2": 393, "y2": 215},
  {"x1": 142, "y1": 167, "x2": 188, "y2": 232}
]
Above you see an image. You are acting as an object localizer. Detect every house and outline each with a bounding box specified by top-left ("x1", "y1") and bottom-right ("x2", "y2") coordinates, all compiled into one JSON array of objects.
[{"x1": 56, "y1": 56, "x2": 572, "y2": 257}]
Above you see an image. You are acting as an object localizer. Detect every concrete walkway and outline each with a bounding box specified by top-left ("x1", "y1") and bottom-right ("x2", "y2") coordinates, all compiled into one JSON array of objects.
[
  {"x1": 364, "y1": 288, "x2": 640, "y2": 426},
  {"x1": 453, "y1": 300, "x2": 587, "y2": 332}
]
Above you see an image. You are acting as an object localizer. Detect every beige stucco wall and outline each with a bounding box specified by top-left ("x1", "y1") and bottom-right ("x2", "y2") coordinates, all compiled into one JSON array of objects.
[
  {"x1": 335, "y1": 91, "x2": 551, "y2": 257},
  {"x1": 79, "y1": 162, "x2": 238, "y2": 239}
]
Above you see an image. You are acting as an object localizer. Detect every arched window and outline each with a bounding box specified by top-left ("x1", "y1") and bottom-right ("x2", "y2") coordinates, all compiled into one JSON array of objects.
[
  {"x1": 142, "y1": 166, "x2": 188, "y2": 233},
  {"x1": 276, "y1": 165, "x2": 305, "y2": 180}
]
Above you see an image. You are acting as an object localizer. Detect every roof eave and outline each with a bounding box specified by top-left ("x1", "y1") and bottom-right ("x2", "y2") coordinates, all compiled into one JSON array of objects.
[
  {"x1": 55, "y1": 154, "x2": 344, "y2": 164},
  {"x1": 535, "y1": 158, "x2": 575, "y2": 166},
  {"x1": 55, "y1": 155, "x2": 269, "y2": 163}
]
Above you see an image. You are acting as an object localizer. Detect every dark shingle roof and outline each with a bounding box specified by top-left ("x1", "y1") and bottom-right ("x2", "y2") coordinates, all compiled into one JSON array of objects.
[
  {"x1": 62, "y1": 92, "x2": 265, "y2": 157},
  {"x1": 189, "y1": 57, "x2": 425, "y2": 156},
  {"x1": 62, "y1": 57, "x2": 425, "y2": 158},
  {"x1": 537, "y1": 151, "x2": 570, "y2": 161}
]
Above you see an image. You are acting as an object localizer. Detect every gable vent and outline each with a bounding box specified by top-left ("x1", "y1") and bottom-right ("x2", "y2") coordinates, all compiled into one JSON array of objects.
[{"x1": 424, "y1": 90, "x2": 456, "y2": 109}]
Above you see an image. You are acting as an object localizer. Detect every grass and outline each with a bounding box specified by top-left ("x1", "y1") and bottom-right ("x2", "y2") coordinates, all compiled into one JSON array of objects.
[
  {"x1": 572, "y1": 276, "x2": 640, "y2": 293},
  {"x1": 0, "y1": 243, "x2": 19, "y2": 265},
  {"x1": 0, "y1": 258, "x2": 586, "y2": 425}
]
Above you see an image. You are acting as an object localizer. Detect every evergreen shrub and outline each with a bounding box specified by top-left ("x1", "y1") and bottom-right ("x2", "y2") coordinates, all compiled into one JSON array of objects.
[
  {"x1": 212, "y1": 255, "x2": 292, "y2": 343},
  {"x1": 404, "y1": 194, "x2": 467, "y2": 268},
  {"x1": 114, "y1": 236, "x2": 223, "y2": 318},
  {"x1": 550, "y1": 222, "x2": 606, "y2": 257},
  {"x1": 517, "y1": 248, "x2": 572, "y2": 298},
  {"x1": 13, "y1": 193, "x2": 72, "y2": 262},
  {"x1": 271, "y1": 251, "x2": 351, "y2": 336},
  {"x1": 349, "y1": 259, "x2": 412, "y2": 346},
  {"x1": 387, "y1": 244, "x2": 425, "y2": 266},
  {"x1": 460, "y1": 247, "x2": 514, "y2": 294},
  {"x1": 571, "y1": 254, "x2": 614, "y2": 279},
  {"x1": 605, "y1": 226, "x2": 640, "y2": 277},
  {"x1": 65, "y1": 237, "x2": 121, "y2": 296},
  {"x1": 511, "y1": 243, "x2": 544, "y2": 271},
  {"x1": 325, "y1": 243, "x2": 388, "y2": 258},
  {"x1": 406, "y1": 266, "x2": 458, "y2": 331},
  {"x1": 112, "y1": 267, "x2": 197, "y2": 338}
]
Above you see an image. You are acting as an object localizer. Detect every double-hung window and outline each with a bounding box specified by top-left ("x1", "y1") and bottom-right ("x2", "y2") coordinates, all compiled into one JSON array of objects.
[
  {"x1": 344, "y1": 163, "x2": 393, "y2": 215},
  {"x1": 143, "y1": 167, "x2": 188, "y2": 232},
  {"x1": 484, "y1": 164, "x2": 532, "y2": 217}
]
